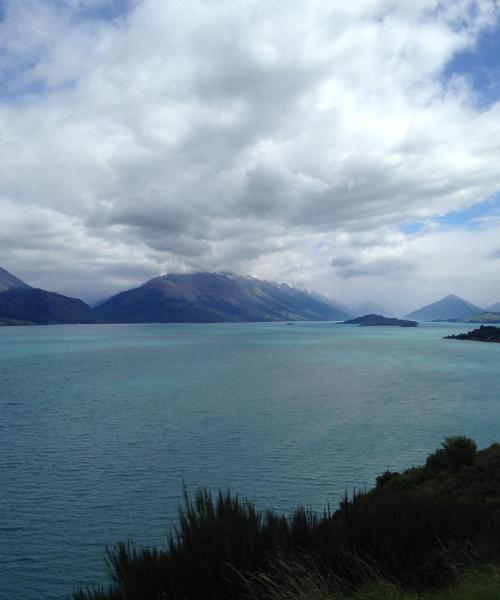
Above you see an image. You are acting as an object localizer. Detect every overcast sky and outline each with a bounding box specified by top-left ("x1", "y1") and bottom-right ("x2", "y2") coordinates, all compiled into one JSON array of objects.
[{"x1": 1, "y1": 0, "x2": 500, "y2": 313}]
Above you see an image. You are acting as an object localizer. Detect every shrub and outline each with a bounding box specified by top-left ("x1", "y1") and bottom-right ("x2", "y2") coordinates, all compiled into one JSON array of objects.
[
  {"x1": 425, "y1": 437, "x2": 477, "y2": 473},
  {"x1": 442, "y1": 436, "x2": 477, "y2": 472}
]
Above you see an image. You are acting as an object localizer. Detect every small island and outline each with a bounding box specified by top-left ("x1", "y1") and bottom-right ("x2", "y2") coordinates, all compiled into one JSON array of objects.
[
  {"x1": 343, "y1": 313, "x2": 418, "y2": 327},
  {"x1": 445, "y1": 324, "x2": 500, "y2": 343}
]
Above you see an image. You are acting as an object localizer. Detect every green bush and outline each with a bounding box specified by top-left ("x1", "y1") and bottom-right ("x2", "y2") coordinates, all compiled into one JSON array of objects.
[
  {"x1": 425, "y1": 436, "x2": 477, "y2": 473},
  {"x1": 442, "y1": 436, "x2": 477, "y2": 471}
]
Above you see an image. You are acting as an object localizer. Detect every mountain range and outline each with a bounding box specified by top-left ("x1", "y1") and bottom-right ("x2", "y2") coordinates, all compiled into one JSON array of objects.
[
  {"x1": 1, "y1": 265, "x2": 499, "y2": 326},
  {"x1": 0, "y1": 268, "x2": 352, "y2": 325},
  {"x1": 94, "y1": 272, "x2": 352, "y2": 323}
]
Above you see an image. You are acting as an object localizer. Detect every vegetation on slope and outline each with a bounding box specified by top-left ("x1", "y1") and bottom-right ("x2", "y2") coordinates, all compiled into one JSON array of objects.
[
  {"x1": 74, "y1": 438, "x2": 500, "y2": 600},
  {"x1": 445, "y1": 325, "x2": 500, "y2": 343}
]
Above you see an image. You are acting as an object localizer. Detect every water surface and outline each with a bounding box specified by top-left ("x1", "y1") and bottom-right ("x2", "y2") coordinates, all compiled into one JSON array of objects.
[{"x1": 1, "y1": 322, "x2": 499, "y2": 599}]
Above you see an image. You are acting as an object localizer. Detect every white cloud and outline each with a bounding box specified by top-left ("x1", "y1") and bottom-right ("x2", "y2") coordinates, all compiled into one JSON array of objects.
[{"x1": 0, "y1": 0, "x2": 499, "y2": 308}]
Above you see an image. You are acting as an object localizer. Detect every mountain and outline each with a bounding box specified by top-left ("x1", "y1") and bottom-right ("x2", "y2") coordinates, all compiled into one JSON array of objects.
[
  {"x1": 405, "y1": 295, "x2": 484, "y2": 322},
  {"x1": 464, "y1": 312, "x2": 500, "y2": 324},
  {"x1": 95, "y1": 272, "x2": 352, "y2": 323},
  {"x1": 0, "y1": 288, "x2": 96, "y2": 325},
  {"x1": 486, "y1": 301, "x2": 500, "y2": 312},
  {"x1": 0, "y1": 266, "x2": 31, "y2": 292},
  {"x1": 354, "y1": 302, "x2": 394, "y2": 318},
  {"x1": 343, "y1": 314, "x2": 418, "y2": 327}
]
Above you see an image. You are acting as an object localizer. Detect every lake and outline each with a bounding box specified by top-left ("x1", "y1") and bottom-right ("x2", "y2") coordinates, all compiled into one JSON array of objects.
[{"x1": 1, "y1": 321, "x2": 499, "y2": 599}]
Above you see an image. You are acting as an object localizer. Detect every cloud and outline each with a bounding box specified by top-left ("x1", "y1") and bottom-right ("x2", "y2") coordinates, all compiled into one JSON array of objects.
[{"x1": 0, "y1": 0, "x2": 500, "y2": 308}]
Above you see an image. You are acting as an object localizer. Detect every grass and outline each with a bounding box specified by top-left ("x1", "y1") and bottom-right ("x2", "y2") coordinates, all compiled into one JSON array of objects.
[{"x1": 248, "y1": 563, "x2": 500, "y2": 599}]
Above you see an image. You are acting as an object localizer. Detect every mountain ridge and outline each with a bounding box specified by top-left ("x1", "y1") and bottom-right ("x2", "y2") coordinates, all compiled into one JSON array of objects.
[
  {"x1": 0, "y1": 266, "x2": 31, "y2": 292},
  {"x1": 0, "y1": 288, "x2": 96, "y2": 325},
  {"x1": 94, "y1": 271, "x2": 353, "y2": 323}
]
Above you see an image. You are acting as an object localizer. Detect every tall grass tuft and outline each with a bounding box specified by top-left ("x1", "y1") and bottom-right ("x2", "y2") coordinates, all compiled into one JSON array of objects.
[
  {"x1": 73, "y1": 438, "x2": 500, "y2": 599},
  {"x1": 73, "y1": 486, "x2": 498, "y2": 599}
]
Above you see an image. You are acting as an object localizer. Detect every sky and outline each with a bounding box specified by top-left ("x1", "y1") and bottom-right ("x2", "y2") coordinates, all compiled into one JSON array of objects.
[{"x1": 1, "y1": 0, "x2": 500, "y2": 314}]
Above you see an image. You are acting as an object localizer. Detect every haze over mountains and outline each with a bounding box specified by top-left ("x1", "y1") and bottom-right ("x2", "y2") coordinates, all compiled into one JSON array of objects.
[
  {"x1": 354, "y1": 302, "x2": 394, "y2": 318},
  {"x1": 2, "y1": 264, "x2": 500, "y2": 325}
]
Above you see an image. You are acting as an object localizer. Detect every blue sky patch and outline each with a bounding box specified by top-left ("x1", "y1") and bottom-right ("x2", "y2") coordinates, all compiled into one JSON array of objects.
[
  {"x1": 401, "y1": 193, "x2": 500, "y2": 234},
  {"x1": 73, "y1": 0, "x2": 134, "y2": 22},
  {"x1": 443, "y1": 23, "x2": 500, "y2": 107},
  {"x1": 46, "y1": 0, "x2": 134, "y2": 23}
]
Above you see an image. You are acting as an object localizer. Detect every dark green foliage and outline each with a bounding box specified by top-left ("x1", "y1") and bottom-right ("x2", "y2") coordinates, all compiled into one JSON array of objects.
[
  {"x1": 442, "y1": 436, "x2": 477, "y2": 471},
  {"x1": 425, "y1": 448, "x2": 447, "y2": 473},
  {"x1": 375, "y1": 471, "x2": 397, "y2": 487},
  {"x1": 74, "y1": 439, "x2": 500, "y2": 600},
  {"x1": 425, "y1": 437, "x2": 477, "y2": 473},
  {"x1": 445, "y1": 325, "x2": 500, "y2": 343}
]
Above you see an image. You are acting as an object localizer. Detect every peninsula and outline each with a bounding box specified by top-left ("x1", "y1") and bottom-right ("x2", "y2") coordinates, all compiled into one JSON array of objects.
[{"x1": 445, "y1": 325, "x2": 500, "y2": 343}]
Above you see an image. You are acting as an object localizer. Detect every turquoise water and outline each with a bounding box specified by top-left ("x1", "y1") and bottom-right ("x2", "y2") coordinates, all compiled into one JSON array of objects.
[{"x1": 1, "y1": 321, "x2": 499, "y2": 599}]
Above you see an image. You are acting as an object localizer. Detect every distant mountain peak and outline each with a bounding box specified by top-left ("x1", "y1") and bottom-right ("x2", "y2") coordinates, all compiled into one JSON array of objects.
[
  {"x1": 405, "y1": 294, "x2": 484, "y2": 322},
  {"x1": 485, "y1": 301, "x2": 500, "y2": 312},
  {"x1": 0, "y1": 266, "x2": 31, "y2": 292}
]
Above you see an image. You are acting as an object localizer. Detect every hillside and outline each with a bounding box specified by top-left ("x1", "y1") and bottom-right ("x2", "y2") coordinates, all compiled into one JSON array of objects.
[
  {"x1": 0, "y1": 288, "x2": 96, "y2": 325},
  {"x1": 486, "y1": 301, "x2": 500, "y2": 312},
  {"x1": 94, "y1": 272, "x2": 352, "y2": 323},
  {"x1": 405, "y1": 294, "x2": 483, "y2": 321},
  {"x1": 0, "y1": 266, "x2": 31, "y2": 292},
  {"x1": 464, "y1": 312, "x2": 500, "y2": 323},
  {"x1": 374, "y1": 437, "x2": 500, "y2": 505}
]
